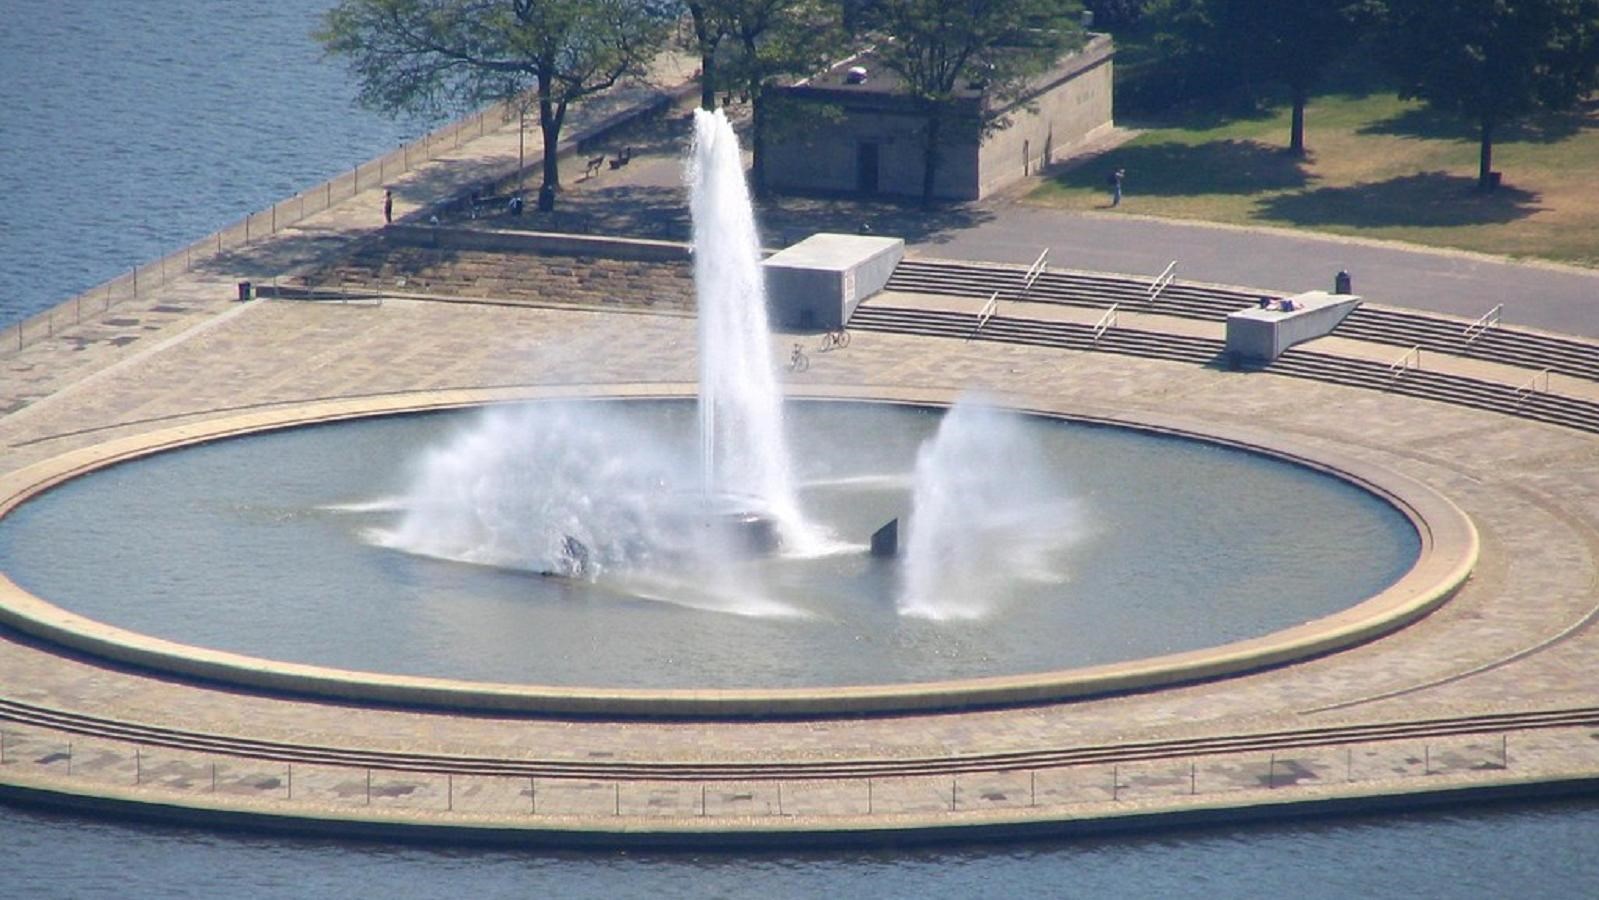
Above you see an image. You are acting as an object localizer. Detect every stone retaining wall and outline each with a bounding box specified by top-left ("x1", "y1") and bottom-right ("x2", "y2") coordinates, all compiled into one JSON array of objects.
[{"x1": 319, "y1": 229, "x2": 695, "y2": 311}]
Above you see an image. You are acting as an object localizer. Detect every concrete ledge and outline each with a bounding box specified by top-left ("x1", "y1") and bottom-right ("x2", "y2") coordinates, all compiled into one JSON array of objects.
[
  {"x1": 3, "y1": 762, "x2": 1591, "y2": 849},
  {"x1": 764, "y1": 233, "x2": 906, "y2": 329},
  {"x1": 1226, "y1": 291, "x2": 1362, "y2": 362},
  {"x1": 385, "y1": 225, "x2": 691, "y2": 262},
  {"x1": 0, "y1": 384, "x2": 1477, "y2": 719}
]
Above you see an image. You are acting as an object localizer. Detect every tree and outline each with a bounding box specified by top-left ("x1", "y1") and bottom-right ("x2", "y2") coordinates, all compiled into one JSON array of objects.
[
  {"x1": 1381, "y1": 0, "x2": 1599, "y2": 189},
  {"x1": 684, "y1": 2, "x2": 731, "y2": 111},
  {"x1": 318, "y1": 0, "x2": 671, "y2": 211},
  {"x1": 1150, "y1": 0, "x2": 1377, "y2": 156},
  {"x1": 718, "y1": 0, "x2": 842, "y2": 194},
  {"x1": 862, "y1": 0, "x2": 1085, "y2": 203}
]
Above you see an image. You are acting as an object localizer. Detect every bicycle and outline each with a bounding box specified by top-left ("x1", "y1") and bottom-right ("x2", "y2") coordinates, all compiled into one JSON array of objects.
[
  {"x1": 818, "y1": 328, "x2": 851, "y2": 352},
  {"x1": 787, "y1": 343, "x2": 809, "y2": 372}
]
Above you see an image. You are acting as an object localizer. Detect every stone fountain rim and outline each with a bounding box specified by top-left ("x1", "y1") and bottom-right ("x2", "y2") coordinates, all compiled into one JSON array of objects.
[{"x1": 0, "y1": 382, "x2": 1477, "y2": 718}]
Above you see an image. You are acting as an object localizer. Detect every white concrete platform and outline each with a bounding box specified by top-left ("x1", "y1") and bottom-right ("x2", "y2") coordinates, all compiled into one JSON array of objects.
[
  {"x1": 1225, "y1": 290, "x2": 1362, "y2": 362},
  {"x1": 763, "y1": 233, "x2": 905, "y2": 329}
]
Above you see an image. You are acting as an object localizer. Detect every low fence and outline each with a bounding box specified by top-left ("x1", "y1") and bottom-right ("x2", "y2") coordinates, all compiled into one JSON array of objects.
[{"x1": 1, "y1": 94, "x2": 530, "y2": 356}]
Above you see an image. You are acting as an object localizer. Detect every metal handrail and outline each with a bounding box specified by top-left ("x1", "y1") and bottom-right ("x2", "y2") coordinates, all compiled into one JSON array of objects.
[
  {"x1": 1463, "y1": 304, "x2": 1504, "y2": 346},
  {"x1": 1388, "y1": 345, "x2": 1422, "y2": 378},
  {"x1": 1020, "y1": 248, "x2": 1050, "y2": 296},
  {"x1": 969, "y1": 291, "x2": 1001, "y2": 339},
  {"x1": 1515, "y1": 367, "x2": 1552, "y2": 399},
  {"x1": 1147, "y1": 260, "x2": 1177, "y2": 302},
  {"x1": 1092, "y1": 304, "x2": 1120, "y2": 342}
]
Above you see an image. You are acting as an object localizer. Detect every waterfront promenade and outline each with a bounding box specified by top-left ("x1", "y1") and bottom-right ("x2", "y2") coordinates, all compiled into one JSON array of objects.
[{"x1": 1, "y1": 84, "x2": 1598, "y2": 844}]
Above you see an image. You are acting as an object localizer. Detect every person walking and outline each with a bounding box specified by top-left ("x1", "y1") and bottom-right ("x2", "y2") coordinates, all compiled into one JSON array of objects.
[
  {"x1": 383, "y1": 189, "x2": 393, "y2": 224},
  {"x1": 1108, "y1": 168, "x2": 1125, "y2": 207}
]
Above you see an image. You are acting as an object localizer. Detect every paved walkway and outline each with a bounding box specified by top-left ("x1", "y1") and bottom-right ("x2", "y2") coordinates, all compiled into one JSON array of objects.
[{"x1": 2, "y1": 79, "x2": 1598, "y2": 843}]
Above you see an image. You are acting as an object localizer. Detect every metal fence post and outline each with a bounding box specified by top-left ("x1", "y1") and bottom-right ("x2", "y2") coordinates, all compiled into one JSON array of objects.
[{"x1": 1112, "y1": 765, "x2": 1119, "y2": 800}]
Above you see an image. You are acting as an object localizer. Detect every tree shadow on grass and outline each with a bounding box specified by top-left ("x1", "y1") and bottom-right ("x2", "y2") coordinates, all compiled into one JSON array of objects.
[
  {"x1": 1359, "y1": 103, "x2": 1599, "y2": 144},
  {"x1": 1256, "y1": 171, "x2": 1542, "y2": 228},
  {"x1": 1047, "y1": 139, "x2": 1311, "y2": 199}
]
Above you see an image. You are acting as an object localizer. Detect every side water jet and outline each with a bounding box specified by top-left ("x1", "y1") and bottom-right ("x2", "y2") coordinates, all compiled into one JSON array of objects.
[{"x1": 899, "y1": 397, "x2": 1083, "y2": 620}]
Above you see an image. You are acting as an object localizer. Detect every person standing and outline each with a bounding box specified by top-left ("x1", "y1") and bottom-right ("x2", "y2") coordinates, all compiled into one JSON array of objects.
[
  {"x1": 1109, "y1": 168, "x2": 1125, "y2": 207},
  {"x1": 383, "y1": 188, "x2": 393, "y2": 224}
]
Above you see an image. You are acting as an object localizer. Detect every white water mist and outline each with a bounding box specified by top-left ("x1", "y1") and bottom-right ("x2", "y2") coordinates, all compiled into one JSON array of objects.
[
  {"x1": 688, "y1": 109, "x2": 806, "y2": 539},
  {"x1": 899, "y1": 398, "x2": 1083, "y2": 620}
]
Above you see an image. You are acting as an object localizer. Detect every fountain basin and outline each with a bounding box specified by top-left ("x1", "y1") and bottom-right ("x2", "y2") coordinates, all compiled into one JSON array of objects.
[{"x1": 0, "y1": 385, "x2": 1476, "y2": 716}]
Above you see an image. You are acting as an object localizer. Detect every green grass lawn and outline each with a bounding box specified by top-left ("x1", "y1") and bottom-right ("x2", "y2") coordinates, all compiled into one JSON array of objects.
[{"x1": 1029, "y1": 92, "x2": 1599, "y2": 267}]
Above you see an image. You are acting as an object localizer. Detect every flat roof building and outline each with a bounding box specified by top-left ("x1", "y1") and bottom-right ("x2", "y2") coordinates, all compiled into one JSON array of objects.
[{"x1": 765, "y1": 34, "x2": 1114, "y2": 201}]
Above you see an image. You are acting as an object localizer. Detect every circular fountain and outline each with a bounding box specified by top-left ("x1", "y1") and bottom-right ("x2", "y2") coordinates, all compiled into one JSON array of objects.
[{"x1": 0, "y1": 111, "x2": 1471, "y2": 716}]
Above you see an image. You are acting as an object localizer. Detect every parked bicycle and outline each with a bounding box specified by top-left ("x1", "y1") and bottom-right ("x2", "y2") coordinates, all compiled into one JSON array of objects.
[
  {"x1": 788, "y1": 342, "x2": 809, "y2": 372},
  {"x1": 818, "y1": 328, "x2": 851, "y2": 352}
]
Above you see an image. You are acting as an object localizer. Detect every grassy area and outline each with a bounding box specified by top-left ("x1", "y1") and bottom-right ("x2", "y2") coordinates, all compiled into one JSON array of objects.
[{"x1": 1029, "y1": 92, "x2": 1599, "y2": 267}]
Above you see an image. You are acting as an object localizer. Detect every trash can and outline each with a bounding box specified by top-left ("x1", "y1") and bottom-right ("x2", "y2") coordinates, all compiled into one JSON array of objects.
[
  {"x1": 237, "y1": 281, "x2": 252, "y2": 302},
  {"x1": 1334, "y1": 270, "x2": 1352, "y2": 295}
]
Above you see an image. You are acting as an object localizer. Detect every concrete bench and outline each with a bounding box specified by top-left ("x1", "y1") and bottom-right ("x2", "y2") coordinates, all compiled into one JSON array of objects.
[{"x1": 1225, "y1": 290, "x2": 1361, "y2": 363}]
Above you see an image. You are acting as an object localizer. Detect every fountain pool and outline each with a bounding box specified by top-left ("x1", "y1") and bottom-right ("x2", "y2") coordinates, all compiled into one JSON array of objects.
[{"x1": 0, "y1": 397, "x2": 1420, "y2": 691}]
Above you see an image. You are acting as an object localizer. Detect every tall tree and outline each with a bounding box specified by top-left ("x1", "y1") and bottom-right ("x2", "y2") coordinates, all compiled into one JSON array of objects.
[
  {"x1": 862, "y1": 0, "x2": 1084, "y2": 203},
  {"x1": 1151, "y1": 0, "x2": 1376, "y2": 156},
  {"x1": 318, "y1": 0, "x2": 671, "y2": 211},
  {"x1": 718, "y1": 0, "x2": 842, "y2": 194},
  {"x1": 685, "y1": 2, "x2": 731, "y2": 111},
  {"x1": 1381, "y1": 0, "x2": 1599, "y2": 189}
]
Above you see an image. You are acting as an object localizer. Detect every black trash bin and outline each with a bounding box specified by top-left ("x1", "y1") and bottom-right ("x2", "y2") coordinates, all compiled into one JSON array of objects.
[
  {"x1": 237, "y1": 281, "x2": 252, "y2": 302},
  {"x1": 1334, "y1": 270, "x2": 1352, "y2": 294}
]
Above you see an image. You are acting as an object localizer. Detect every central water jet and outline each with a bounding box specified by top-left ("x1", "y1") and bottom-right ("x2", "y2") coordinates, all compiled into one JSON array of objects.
[{"x1": 687, "y1": 109, "x2": 807, "y2": 551}]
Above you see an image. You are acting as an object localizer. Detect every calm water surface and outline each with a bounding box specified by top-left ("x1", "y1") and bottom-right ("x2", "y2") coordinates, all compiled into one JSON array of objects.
[
  {"x1": 6, "y1": 799, "x2": 1599, "y2": 898},
  {"x1": 0, "y1": 0, "x2": 431, "y2": 326}
]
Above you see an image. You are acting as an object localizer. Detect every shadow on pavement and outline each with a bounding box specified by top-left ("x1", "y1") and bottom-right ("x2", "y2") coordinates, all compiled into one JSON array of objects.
[{"x1": 1256, "y1": 171, "x2": 1542, "y2": 228}]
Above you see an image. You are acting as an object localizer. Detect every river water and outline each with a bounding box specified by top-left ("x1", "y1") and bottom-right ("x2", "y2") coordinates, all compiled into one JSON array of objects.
[
  {"x1": 0, "y1": 0, "x2": 429, "y2": 327},
  {"x1": 1, "y1": 2, "x2": 1596, "y2": 894}
]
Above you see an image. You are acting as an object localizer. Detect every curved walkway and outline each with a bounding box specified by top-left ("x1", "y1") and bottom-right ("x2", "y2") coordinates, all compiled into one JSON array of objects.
[{"x1": 2, "y1": 293, "x2": 1598, "y2": 844}]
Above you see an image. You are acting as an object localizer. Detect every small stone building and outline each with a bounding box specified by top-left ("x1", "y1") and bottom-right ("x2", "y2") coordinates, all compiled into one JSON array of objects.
[{"x1": 765, "y1": 34, "x2": 1114, "y2": 201}]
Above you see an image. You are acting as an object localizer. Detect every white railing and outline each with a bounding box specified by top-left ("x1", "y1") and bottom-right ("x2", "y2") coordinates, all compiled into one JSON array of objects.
[
  {"x1": 1019, "y1": 248, "x2": 1050, "y2": 297},
  {"x1": 969, "y1": 291, "x2": 1001, "y2": 339},
  {"x1": 1147, "y1": 260, "x2": 1177, "y2": 302},
  {"x1": 1388, "y1": 345, "x2": 1422, "y2": 379},
  {"x1": 1463, "y1": 304, "x2": 1504, "y2": 346},
  {"x1": 1515, "y1": 367, "x2": 1552, "y2": 399},
  {"x1": 1092, "y1": 304, "x2": 1119, "y2": 342}
]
